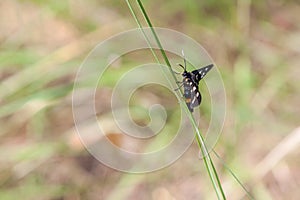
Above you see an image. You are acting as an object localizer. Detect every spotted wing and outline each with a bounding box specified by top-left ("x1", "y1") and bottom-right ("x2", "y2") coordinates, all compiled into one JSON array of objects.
[
  {"x1": 183, "y1": 81, "x2": 202, "y2": 112},
  {"x1": 191, "y1": 64, "x2": 213, "y2": 83},
  {"x1": 190, "y1": 85, "x2": 202, "y2": 108}
]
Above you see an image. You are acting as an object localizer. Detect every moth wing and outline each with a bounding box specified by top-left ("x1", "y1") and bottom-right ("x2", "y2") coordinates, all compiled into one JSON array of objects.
[
  {"x1": 183, "y1": 84, "x2": 194, "y2": 112},
  {"x1": 191, "y1": 64, "x2": 214, "y2": 83},
  {"x1": 190, "y1": 85, "x2": 202, "y2": 108},
  {"x1": 186, "y1": 102, "x2": 194, "y2": 112}
]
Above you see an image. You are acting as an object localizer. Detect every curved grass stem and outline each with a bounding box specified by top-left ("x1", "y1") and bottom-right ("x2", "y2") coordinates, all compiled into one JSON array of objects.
[{"x1": 126, "y1": 0, "x2": 226, "y2": 199}]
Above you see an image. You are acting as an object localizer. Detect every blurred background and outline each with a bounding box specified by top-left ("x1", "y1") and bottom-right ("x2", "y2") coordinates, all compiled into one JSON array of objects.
[{"x1": 0, "y1": 0, "x2": 299, "y2": 199}]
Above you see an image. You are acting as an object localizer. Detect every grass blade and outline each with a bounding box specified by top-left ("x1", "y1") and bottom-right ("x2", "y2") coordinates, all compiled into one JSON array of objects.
[
  {"x1": 213, "y1": 150, "x2": 255, "y2": 199},
  {"x1": 127, "y1": 0, "x2": 226, "y2": 199}
]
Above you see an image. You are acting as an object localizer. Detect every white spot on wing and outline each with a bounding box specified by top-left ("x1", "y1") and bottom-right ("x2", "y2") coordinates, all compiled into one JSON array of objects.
[
  {"x1": 193, "y1": 86, "x2": 197, "y2": 91},
  {"x1": 192, "y1": 97, "x2": 196, "y2": 104}
]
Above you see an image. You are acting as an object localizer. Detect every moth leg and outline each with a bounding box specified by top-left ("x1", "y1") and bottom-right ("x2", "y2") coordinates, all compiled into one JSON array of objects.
[
  {"x1": 172, "y1": 70, "x2": 181, "y2": 75},
  {"x1": 177, "y1": 63, "x2": 185, "y2": 70},
  {"x1": 174, "y1": 82, "x2": 184, "y2": 91},
  {"x1": 174, "y1": 86, "x2": 183, "y2": 91}
]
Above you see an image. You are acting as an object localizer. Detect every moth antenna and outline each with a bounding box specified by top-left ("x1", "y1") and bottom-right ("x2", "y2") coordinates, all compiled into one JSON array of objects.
[
  {"x1": 181, "y1": 50, "x2": 187, "y2": 71},
  {"x1": 177, "y1": 63, "x2": 185, "y2": 70}
]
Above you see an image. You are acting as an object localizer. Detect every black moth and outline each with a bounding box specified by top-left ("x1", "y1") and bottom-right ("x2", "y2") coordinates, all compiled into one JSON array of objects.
[{"x1": 176, "y1": 55, "x2": 213, "y2": 112}]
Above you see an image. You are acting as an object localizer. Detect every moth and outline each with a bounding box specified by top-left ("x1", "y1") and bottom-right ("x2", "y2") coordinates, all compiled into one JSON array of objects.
[{"x1": 175, "y1": 54, "x2": 213, "y2": 112}]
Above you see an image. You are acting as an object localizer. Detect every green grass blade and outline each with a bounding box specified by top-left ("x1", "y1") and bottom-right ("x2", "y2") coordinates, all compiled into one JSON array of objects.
[
  {"x1": 127, "y1": 0, "x2": 226, "y2": 199},
  {"x1": 213, "y1": 150, "x2": 255, "y2": 199}
]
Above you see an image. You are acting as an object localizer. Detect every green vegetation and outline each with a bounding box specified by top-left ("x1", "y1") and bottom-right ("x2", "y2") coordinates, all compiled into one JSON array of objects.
[{"x1": 0, "y1": 0, "x2": 299, "y2": 199}]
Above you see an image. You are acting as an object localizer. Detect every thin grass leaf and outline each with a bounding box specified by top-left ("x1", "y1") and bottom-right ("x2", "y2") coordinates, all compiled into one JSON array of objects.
[
  {"x1": 127, "y1": 0, "x2": 226, "y2": 199},
  {"x1": 213, "y1": 150, "x2": 255, "y2": 200}
]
